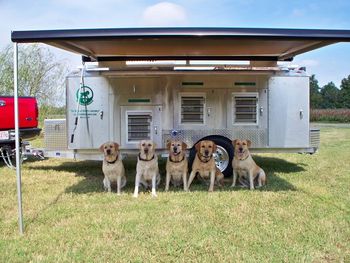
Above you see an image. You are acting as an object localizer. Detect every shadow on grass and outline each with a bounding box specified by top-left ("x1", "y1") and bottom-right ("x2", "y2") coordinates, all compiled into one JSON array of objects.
[{"x1": 26, "y1": 155, "x2": 306, "y2": 194}]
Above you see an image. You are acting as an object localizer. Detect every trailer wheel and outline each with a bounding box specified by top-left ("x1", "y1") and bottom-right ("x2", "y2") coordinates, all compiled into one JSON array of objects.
[{"x1": 189, "y1": 136, "x2": 234, "y2": 177}]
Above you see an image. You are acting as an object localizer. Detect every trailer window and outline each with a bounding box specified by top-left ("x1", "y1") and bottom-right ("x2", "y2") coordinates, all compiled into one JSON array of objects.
[
  {"x1": 233, "y1": 93, "x2": 258, "y2": 124},
  {"x1": 180, "y1": 95, "x2": 205, "y2": 124},
  {"x1": 127, "y1": 113, "x2": 152, "y2": 142}
]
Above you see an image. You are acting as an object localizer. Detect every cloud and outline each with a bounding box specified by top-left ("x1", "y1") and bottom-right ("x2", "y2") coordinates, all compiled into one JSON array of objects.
[{"x1": 141, "y1": 2, "x2": 187, "y2": 26}]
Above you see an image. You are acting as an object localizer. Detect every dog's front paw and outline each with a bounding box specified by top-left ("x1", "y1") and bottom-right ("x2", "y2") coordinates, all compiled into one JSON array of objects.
[
  {"x1": 230, "y1": 184, "x2": 236, "y2": 188},
  {"x1": 133, "y1": 193, "x2": 139, "y2": 198},
  {"x1": 151, "y1": 192, "x2": 158, "y2": 198}
]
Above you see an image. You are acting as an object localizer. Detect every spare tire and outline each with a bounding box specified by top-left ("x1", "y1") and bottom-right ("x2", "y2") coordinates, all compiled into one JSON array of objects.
[{"x1": 188, "y1": 135, "x2": 234, "y2": 177}]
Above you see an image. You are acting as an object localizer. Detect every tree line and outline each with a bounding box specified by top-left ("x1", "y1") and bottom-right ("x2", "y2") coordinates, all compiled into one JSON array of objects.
[
  {"x1": 310, "y1": 75, "x2": 350, "y2": 109},
  {"x1": 0, "y1": 44, "x2": 68, "y2": 106}
]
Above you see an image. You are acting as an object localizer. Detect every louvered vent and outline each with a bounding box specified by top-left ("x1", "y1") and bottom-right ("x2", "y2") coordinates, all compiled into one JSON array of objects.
[
  {"x1": 127, "y1": 113, "x2": 151, "y2": 141},
  {"x1": 181, "y1": 96, "x2": 204, "y2": 123},
  {"x1": 233, "y1": 95, "x2": 258, "y2": 123}
]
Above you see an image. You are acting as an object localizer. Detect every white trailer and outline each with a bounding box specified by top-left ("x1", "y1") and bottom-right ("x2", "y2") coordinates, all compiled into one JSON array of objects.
[{"x1": 12, "y1": 28, "x2": 350, "y2": 177}]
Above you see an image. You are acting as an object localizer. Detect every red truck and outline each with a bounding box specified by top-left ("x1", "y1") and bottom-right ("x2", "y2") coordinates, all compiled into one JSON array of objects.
[{"x1": 0, "y1": 96, "x2": 41, "y2": 158}]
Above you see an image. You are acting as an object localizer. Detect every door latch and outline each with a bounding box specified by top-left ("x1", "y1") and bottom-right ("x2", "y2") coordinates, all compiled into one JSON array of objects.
[
  {"x1": 100, "y1": 110, "x2": 104, "y2": 120},
  {"x1": 154, "y1": 125, "x2": 158, "y2": 135},
  {"x1": 299, "y1": 109, "x2": 304, "y2": 119},
  {"x1": 207, "y1": 107, "x2": 211, "y2": 117}
]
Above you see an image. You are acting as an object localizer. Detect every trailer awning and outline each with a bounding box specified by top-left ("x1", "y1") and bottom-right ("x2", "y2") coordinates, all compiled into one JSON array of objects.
[{"x1": 11, "y1": 27, "x2": 350, "y2": 62}]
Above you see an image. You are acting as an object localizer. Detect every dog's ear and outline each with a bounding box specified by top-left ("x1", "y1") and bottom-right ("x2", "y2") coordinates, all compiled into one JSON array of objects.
[
  {"x1": 195, "y1": 142, "x2": 201, "y2": 152},
  {"x1": 166, "y1": 140, "x2": 171, "y2": 150},
  {"x1": 182, "y1": 141, "x2": 188, "y2": 150},
  {"x1": 212, "y1": 142, "x2": 217, "y2": 152},
  {"x1": 232, "y1": 139, "x2": 237, "y2": 146},
  {"x1": 99, "y1": 143, "x2": 105, "y2": 152},
  {"x1": 246, "y1": 140, "x2": 252, "y2": 147},
  {"x1": 114, "y1": 142, "x2": 119, "y2": 151}
]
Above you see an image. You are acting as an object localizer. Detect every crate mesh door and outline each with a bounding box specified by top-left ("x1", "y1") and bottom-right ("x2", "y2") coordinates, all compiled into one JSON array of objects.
[
  {"x1": 233, "y1": 96, "x2": 257, "y2": 123},
  {"x1": 181, "y1": 96, "x2": 204, "y2": 123},
  {"x1": 127, "y1": 113, "x2": 152, "y2": 142}
]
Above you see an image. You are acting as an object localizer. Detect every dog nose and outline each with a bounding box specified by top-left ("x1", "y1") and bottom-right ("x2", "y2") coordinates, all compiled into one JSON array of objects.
[
  {"x1": 144, "y1": 148, "x2": 149, "y2": 153},
  {"x1": 205, "y1": 150, "x2": 209, "y2": 156},
  {"x1": 173, "y1": 146, "x2": 178, "y2": 152},
  {"x1": 239, "y1": 147, "x2": 243, "y2": 152},
  {"x1": 106, "y1": 149, "x2": 111, "y2": 155}
]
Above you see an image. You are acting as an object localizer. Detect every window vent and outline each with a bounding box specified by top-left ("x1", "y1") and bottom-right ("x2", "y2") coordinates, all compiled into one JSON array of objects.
[
  {"x1": 181, "y1": 96, "x2": 204, "y2": 124},
  {"x1": 181, "y1": 82, "x2": 204, "y2": 86},
  {"x1": 234, "y1": 82, "x2": 256, "y2": 86},
  {"x1": 127, "y1": 113, "x2": 151, "y2": 141},
  {"x1": 233, "y1": 95, "x2": 258, "y2": 124}
]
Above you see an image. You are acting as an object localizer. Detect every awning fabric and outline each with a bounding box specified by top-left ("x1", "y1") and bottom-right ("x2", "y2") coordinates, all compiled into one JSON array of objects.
[{"x1": 11, "y1": 27, "x2": 350, "y2": 61}]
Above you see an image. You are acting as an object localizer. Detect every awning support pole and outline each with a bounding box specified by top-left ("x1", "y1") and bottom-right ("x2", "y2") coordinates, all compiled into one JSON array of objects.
[{"x1": 14, "y1": 42, "x2": 24, "y2": 235}]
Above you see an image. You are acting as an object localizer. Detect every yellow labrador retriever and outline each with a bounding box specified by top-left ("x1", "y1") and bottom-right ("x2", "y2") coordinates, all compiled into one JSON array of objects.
[
  {"x1": 231, "y1": 139, "x2": 266, "y2": 190},
  {"x1": 188, "y1": 140, "x2": 224, "y2": 192},
  {"x1": 100, "y1": 142, "x2": 126, "y2": 195},
  {"x1": 133, "y1": 140, "x2": 160, "y2": 198},
  {"x1": 165, "y1": 140, "x2": 188, "y2": 191}
]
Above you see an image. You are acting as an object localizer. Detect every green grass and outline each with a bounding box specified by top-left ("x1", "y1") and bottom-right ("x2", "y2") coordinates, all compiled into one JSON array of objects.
[{"x1": 1, "y1": 127, "x2": 350, "y2": 262}]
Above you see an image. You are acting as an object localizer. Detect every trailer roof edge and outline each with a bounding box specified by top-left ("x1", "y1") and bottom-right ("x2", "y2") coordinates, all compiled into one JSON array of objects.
[{"x1": 10, "y1": 27, "x2": 350, "y2": 61}]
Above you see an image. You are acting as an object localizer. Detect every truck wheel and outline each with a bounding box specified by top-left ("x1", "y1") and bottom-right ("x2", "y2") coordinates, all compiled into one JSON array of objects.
[{"x1": 189, "y1": 136, "x2": 234, "y2": 177}]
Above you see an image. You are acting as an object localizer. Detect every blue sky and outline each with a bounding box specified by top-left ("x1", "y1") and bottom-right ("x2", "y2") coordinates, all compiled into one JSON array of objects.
[{"x1": 1, "y1": 0, "x2": 350, "y2": 87}]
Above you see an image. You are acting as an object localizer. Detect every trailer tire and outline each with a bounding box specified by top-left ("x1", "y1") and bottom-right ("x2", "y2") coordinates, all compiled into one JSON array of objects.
[{"x1": 189, "y1": 136, "x2": 234, "y2": 178}]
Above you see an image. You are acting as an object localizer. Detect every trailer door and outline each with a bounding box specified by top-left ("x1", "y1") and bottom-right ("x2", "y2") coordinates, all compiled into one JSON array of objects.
[
  {"x1": 268, "y1": 76, "x2": 309, "y2": 148},
  {"x1": 120, "y1": 106, "x2": 162, "y2": 149},
  {"x1": 67, "y1": 77, "x2": 110, "y2": 149}
]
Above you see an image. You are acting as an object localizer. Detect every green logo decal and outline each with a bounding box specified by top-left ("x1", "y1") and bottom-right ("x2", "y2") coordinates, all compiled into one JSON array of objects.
[{"x1": 76, "y1": 86, "x2": 94, "y2": 106}]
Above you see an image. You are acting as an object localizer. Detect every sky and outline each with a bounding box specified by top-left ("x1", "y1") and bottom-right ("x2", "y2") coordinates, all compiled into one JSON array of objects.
[{"x1": 1, "y1": 0, "x2": 350, "y2": 87}]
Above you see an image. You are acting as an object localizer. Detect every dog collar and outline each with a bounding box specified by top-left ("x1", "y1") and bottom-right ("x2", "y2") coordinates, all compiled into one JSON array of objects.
[
  {"x1": 106, "y1": 156, "x2": 118, "y2": 164},
  {"x1": 197, "y1": 153, "x2": 212, "y2": 163},
  {"x1": 237, "y1": 151, "x2": 249, "y2": 161},
  {"x1": 138, "y1": 153, "x2": 155, "y2": 162},
  {"x1": 169, "y1": 155, "x2": 185, "y2": 163}
]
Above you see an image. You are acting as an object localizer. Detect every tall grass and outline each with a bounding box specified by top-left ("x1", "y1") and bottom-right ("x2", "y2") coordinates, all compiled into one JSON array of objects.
[{"x1": 310, "y1": 108, "x2": 350, "y2": 123}]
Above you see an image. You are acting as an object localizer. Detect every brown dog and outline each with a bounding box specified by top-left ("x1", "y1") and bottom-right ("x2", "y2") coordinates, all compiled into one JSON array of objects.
[
  {"x1": 165, "y1": 140, "x2": 188, "y2": 191},
  {"x1": 231, "y1": 139, "x2": 266, "y2": 190},
  {"x1": 100, "y1": 142, "x2": 126, "y2": 195},
  {"x1": 188, "y1": 140, "x2": 224, "y2": 192}
]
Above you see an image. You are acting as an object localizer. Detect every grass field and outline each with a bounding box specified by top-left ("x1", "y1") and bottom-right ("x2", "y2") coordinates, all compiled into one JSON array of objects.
[{"x1": 1, "y1": 127, "x2": 349, "y2": 262}]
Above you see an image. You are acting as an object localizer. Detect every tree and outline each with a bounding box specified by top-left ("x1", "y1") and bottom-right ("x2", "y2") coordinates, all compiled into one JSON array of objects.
[
  {"x1": 339, "y1": 75, "x2": 350, "y2": 108},
  {"x1": 309, "y1": 74, "x2": 322, "y2": 109},
  {"x1": 320, "y1": 82, "x2": 340, "y2": 109},
  {"x1": 0, "y1": 44, "x2": 68, "y2": 106}
]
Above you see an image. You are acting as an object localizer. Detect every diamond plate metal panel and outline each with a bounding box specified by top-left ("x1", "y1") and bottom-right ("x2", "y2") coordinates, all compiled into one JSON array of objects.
[
  {"x1": 310, "y1": 129, "x2": 320, "y2": 148},
  {"x1": 44, "y1": 119, "x2": 68, "y2": 150},
  {"x1": 162, "y1": 128, "x2": 267, "y2": 148}
]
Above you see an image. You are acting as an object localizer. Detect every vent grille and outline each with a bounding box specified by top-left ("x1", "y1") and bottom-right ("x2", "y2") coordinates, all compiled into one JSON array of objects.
[
  {"x1": 127, "y1": 113, "x2": 151, "y2": 142},
  {"x1": 181, "y1": 96, "x2": 204, "y2": 123},
  {"x1": 233, "y1": 96, "x2": 257, "y2": 123}
]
